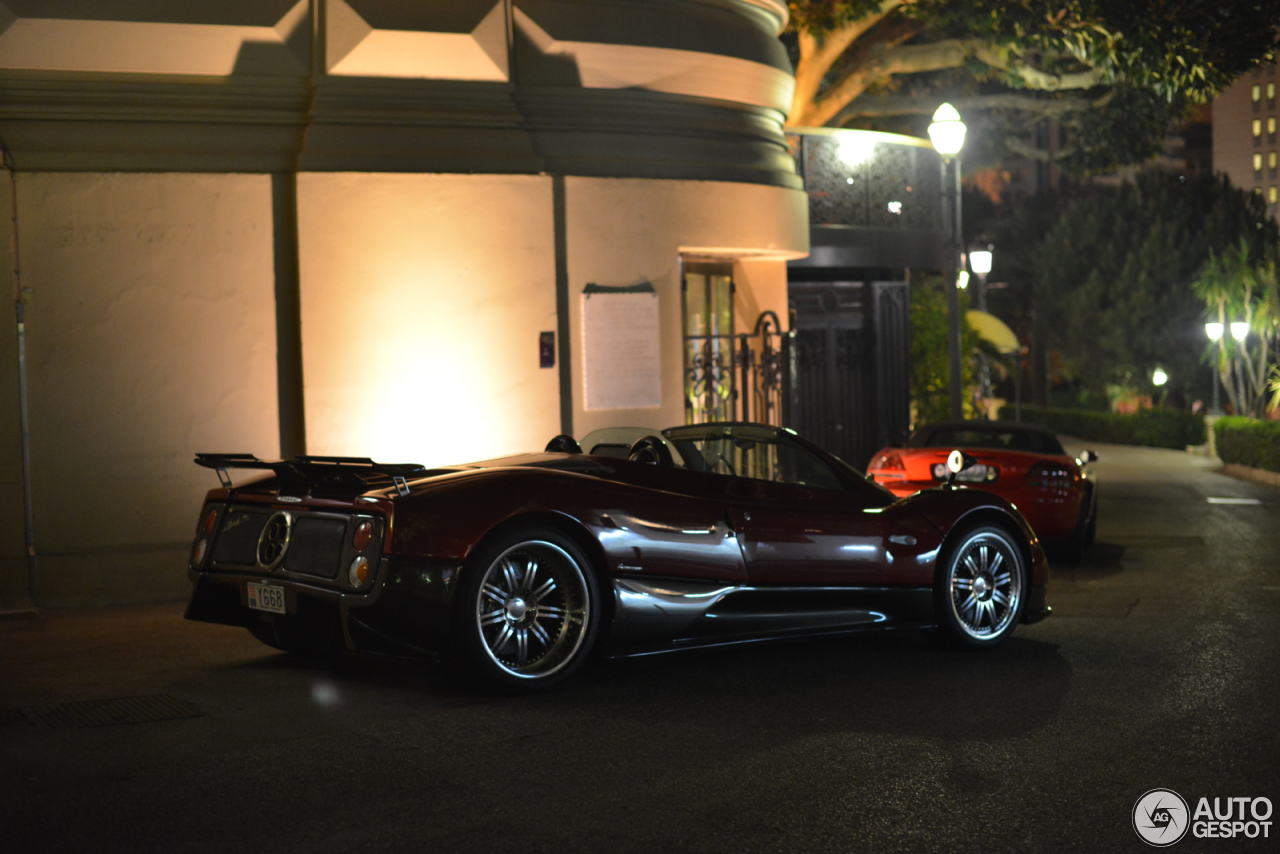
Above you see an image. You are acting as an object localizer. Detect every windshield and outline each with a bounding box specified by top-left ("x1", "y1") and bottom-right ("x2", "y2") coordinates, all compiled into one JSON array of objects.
[
  {"x1": 663, "y1": 424, "x2": 846, "y2": 491},
  {"x1": 908, "y1": 426, "x2": 1065, "y2": 455}
]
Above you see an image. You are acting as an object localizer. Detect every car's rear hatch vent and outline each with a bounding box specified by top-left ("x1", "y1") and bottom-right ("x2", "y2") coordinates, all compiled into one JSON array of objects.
[
  {"x1": 211, "y1": 509, "x2": 270, "y2": 565},
  {"x1": 284, "y1": 517, "x2": 346, "y2": 579}
]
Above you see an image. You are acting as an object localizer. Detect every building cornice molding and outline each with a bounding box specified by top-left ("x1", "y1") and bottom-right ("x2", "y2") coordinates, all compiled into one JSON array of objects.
[{"x1": 0, "y1": 70, "x2": 799, "y2": 187}]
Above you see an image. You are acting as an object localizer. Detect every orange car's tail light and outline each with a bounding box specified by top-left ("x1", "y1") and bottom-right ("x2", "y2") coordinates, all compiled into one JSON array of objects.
[
  {"x1": 1028, "y1": 462, "x2": 1073, "y2": 489},
  {"x1": 352, "y1": 519, "x2": 374, "y2": 552},
  {"x1": 201, "y1": 507, "x2": 218, "y2": 536},
  {"x1": 871, "y1": 452, "x2": 906, "y2": 471}
]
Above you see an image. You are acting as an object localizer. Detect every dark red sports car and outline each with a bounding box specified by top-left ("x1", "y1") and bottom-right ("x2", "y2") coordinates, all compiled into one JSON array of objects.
[
  {"x1": 866, "y1": 421, "x2": 1098, "y2": 556},
  {"x1": 186, "y1": 423, "x2": 1050, "y2": 691}
]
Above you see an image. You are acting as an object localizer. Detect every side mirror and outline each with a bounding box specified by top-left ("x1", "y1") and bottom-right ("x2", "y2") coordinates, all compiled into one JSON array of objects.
[{"x1": 1077, "y1": 450, "x2": 1098, "y2": 465}]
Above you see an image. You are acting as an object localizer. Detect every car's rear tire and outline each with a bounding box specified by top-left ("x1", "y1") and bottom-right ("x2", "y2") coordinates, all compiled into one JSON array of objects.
[
  {"x1": 933, "y1": 524, "x2": 1026, "y2": 649},
  {"x1": 453, "y1": 527, "x2": 600, "y2": 692}
]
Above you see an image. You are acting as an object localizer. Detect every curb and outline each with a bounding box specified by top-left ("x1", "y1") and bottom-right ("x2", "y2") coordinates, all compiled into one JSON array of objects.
[{"x1": 1220, "y1": 463, "x2": 1280, "y2": 489}]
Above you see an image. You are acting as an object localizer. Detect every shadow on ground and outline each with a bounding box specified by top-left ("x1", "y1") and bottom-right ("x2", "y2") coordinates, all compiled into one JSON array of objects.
[{"x1": 232, "y1": 629, "x2": 1072, "y2": 746}]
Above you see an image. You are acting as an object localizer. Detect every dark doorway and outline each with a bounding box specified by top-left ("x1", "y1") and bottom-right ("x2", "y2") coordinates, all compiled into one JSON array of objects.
[{"x1": 788, "y1": 280, "x2": 910, "y2": 469}]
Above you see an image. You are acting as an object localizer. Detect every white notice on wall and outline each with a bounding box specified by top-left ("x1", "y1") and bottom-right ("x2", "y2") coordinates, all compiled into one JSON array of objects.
[{"x1": 582, "y1": 291, "x2": 661, "y2": 411}]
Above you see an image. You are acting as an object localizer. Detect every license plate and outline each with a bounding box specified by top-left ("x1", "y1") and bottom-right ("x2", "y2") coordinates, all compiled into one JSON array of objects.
[{"x1": 247, "y1": 582, "x2": 286, "y2": 614}]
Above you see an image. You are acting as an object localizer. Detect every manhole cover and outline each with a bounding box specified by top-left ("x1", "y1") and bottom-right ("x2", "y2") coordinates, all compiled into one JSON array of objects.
[{"x1": 21, "y1": 695, "x2": 203, "y2": 730}]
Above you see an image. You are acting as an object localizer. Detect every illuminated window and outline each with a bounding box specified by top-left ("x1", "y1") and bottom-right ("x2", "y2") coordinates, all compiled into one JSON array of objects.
[
  {"x1": 1255, "y1": 119, "x2": 1263, "y2": 137},
  {"x1": 1253, "y1": 84, "x2": 1262, "y2": 102},
  {"x1": 1270, "y1": 83, "x2": 1277, "y2": 99},
  {"x1": 1255, "y1": 153, "x2": 1264, "y2": 172},
  {"x1": 1271, "y1": 152, "x2": 1278, "y2": 171},
  {"x1": 1270, "y1": 118, "x2": 1277, "y2": 134},
  {"x1": 1272, "y1": 186, "x2": 1278, "y2": 204},
  {"x1": 682, "y1": 260, "x2": 735, "y2": 424}
]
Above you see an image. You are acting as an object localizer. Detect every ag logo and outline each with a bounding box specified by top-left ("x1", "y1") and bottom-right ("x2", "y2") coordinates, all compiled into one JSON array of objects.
[{"x1": 1133, "y1": 788, "x2": 1190, "y2": 846}]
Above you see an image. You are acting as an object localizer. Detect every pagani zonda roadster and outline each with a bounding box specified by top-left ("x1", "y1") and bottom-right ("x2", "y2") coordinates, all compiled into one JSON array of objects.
[{"x1": 186, "y1": 423, "x2": 1050, "y2": 691}]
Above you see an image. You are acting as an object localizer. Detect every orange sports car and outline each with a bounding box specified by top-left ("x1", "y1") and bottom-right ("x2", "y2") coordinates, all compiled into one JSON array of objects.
[{"x1": 867, "y1": 421, "x2": 1098, "y2": 555}]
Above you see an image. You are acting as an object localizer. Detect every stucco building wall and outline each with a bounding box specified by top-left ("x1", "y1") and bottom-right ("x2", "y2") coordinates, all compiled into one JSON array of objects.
[
  {"x1": 11, "y1": 173, "x2": 280, "y2": 606},
  {"x1": 297, "y1": 172, "x2": 561, "y2": 464},
  {"x1": 0, "y1": 0, "x2": 807, "y2": 610}
]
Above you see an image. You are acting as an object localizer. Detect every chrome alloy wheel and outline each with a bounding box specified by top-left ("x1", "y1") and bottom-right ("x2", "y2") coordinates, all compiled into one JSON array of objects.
[
  {"x1": 474, "y1": 540, "x2": 590, "y2": 679},
  {"x1": 947, "y1": 530, "x2": 1023, "y2": 640}
]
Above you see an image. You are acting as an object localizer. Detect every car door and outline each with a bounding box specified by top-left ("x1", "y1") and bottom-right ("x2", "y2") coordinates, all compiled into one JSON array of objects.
[
  {"x1": 590, "y1": 463, "x2": 747, "y2": 584},
  {"x1": 723, "y1": 476, "x2": 894, "y2": 586},
  {"x1": 680, "y1": 432, "x2": 898, "y2": 587}
]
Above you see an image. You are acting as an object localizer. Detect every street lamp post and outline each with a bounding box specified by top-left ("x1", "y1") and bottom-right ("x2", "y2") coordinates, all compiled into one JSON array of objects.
[
  {"x1": 969, "y1": 245, "x2": 992, "y2": 312},
  {"x1": 1230, "y1": 320, "x2": 1250, "y2": 416},
  {"x1": 969, "y1": 245, "x2": 993, "y2": 413},
  {"x1": 1205, "y1": 322, "x2": 1223, "y2": 415},
  {"x1": 929, "y1": 103, "x2": 967, "y2": 420}
]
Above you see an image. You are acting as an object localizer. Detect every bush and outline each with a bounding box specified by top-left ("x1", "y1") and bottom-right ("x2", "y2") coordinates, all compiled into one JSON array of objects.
[
  {"x1": 1214, "y1": 416, "x2": 1280, "y2": 473},
  {"x1": 995, "y1": 404, "x2": 1206, "y2": 449}
]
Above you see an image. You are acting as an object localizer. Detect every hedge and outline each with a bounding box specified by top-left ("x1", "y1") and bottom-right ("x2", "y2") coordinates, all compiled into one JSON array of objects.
[
  {"x1": 996, "y1": 404, "x2": 1206, "y2": 450},
  {"x1": 1214, "y1": 416, "x2": 1280, "y2": 474}
]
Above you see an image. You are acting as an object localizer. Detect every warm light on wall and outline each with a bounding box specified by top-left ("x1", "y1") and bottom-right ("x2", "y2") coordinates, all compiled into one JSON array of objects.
[
  {"x1": 299, "y1": 174, "x2": 560, "y2": 469},
  {"x1": 837, "y1": 134, "x2": 877, "y2": 167}
]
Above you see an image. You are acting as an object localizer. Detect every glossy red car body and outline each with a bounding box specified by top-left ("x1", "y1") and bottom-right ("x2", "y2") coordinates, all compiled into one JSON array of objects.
[{"x1": 866, "y1": 421, "x2": 1097, "y2": 545}]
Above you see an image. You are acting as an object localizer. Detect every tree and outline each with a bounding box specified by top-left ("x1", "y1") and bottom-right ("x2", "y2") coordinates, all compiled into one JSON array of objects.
[
  {"x1": 786, "y1": 1, "x2": 1278, "y2": 173},
  {"x1": 910, "y1": 273, "x2": 981, "y2": 424},
  {"x1": 1193, "y1": 241, "x2": 1280, "y2": 417},
  {"x1": 1021, "y1": 174, "x2": 1277, "y2": 407}
]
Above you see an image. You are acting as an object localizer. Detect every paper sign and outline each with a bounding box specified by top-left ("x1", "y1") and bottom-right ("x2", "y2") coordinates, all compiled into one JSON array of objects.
[{"x1": 582, "y1": 291, "x2": 660, "y2": 410}]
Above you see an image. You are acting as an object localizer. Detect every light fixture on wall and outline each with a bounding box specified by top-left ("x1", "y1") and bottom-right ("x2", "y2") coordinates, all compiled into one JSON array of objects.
[{"x1": 837, "y1": 134, "x2": 876, "y2": 168}]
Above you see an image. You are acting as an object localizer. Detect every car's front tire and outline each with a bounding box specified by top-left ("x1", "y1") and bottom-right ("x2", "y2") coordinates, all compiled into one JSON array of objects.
[
  {"x1": 934, "y1": 524, "x2": 1026, "y2": 648},
  {"x1": 453, "y1": 527, "x2": 600, "y2": 692}
]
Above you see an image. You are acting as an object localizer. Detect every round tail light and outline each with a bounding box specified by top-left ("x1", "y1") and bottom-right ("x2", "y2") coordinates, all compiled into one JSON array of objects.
[
  {"x1": 348, "y1": 556, "x2": 370, "y2": 587},
  {"x1": 192, "y1": 538, "x2": 208, "y2": 566},
  {"x1": 352, "y1": 520, "x2": 374, "y2": 552},
  {"x1": 872, "y1": 452, "x2": 905, "y2": 471}
]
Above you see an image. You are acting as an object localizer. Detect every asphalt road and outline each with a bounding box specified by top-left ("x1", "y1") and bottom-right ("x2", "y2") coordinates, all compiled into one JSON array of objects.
[{"x1": 2, "y1": 441, "x2": 1278, "y2": 853}]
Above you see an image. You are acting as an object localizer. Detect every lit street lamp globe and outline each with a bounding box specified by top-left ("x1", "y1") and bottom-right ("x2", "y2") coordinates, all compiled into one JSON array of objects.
[
  {"x1": 970, "y1": 248, "x2": 993, "y2": 275},
  {"x1": 927, "y1": 103, "x2": 966, "y2": 157},
  {"x1": 1230, "y1": 321, "x2": 1250, "y2": 342},
  {"x1": 1152, "y1": 368, "x2": 1168, "y2": 386},
  {"x1": 1205, "y1": 322, "x2": 1224, "y2": 341}
]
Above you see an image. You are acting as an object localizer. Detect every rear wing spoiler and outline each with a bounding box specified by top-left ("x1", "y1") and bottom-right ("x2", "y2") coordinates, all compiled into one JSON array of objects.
[{"x1": 195, "y1": 453, "x2": 427, "y2": 497}]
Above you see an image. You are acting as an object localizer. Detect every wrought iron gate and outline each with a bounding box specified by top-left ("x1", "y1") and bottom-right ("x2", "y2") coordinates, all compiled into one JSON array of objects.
[
  {"x1": 684, "y1": 310, "x2": 793, "y2": 427},
  {"x1": 788, "y1": 281, "x2": 911, "y2": 469}
]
